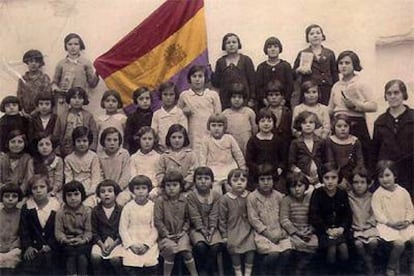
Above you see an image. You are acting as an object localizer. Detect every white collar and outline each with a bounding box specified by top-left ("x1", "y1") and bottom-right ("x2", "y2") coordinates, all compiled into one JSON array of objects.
[{"x1": 227, "y1": 190, "x2": 249, "y2": 199}]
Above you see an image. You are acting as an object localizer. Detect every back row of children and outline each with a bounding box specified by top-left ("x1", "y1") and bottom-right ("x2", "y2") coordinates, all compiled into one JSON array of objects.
[{"x1": 1, "y1": 159, "x2": 413, "y2": 275}]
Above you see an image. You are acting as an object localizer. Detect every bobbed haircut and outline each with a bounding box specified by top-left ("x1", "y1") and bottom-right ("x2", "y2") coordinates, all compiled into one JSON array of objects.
[
  {"x1": 376, "y1": 160, "x2": 398, "y2": 180},
  {"x1": 347, "y1": 166, "x2": 371, "y2": 186},
  {"x1": 207, "y1": 113, "x2": 228, "y2": 132},
  {"x1": 256, "y1": 108, "x2": 277, "y2": 128},
  {"x1": 27, "y1": 174, "x2": 52, "y2": 195},
  {"x1": 193, "y1": 166, "x2": 215, "y2": 183},
  {"x1": 161, "y1": 170, "x2": 185, "y2": 191},
  {"x1": 165, "y1": 124, "x2": 190, "y2": 148},
  {"x1": 266, "y1": 80, "x2": 285, "y2": 97},
  {"x1": 100, "y1": 127, "x2": 122, "y2": 147},
  {"x1": 96, "y1": 179, "x2": 121, "y2": 196},
  {"x1": 159, "y1": 81, "x2": 179, "y2": 101},
  {"x1": 255, "y1": 163, "x2": 278, "y2": 182},
  {"x1": 286, "y1": 172, "x2": 311, "y2": 194},
  {"x1": 0, "y1": 95, "x2": 21, "y2": 112},
  {"x1": 228, "y1": 82, "x2": 247, "y2": 99},
  {"x1": 319, "y1": 162, "x2": 342, "y2": 183},
  {"x1": 128, "y1": 175, "x2": 153, "y2": 193},
  {"x1": 72, "y1": 126, "x2": 93, "y2": 146},
  {"x1": 66, "y1": 86, "x2": 89, "y2": 105},
  {"x1": 337, "y1": 50, "x2": 362, "y2": 72},
  {"x1": 4, "y1": 129, "x2": 28, "y2": 153},
  {"x1": 221, "y1": 33, "x2": 242, "y2": 51},
  {"x1": 300, "y1": 80, "x2": 320, "y2": 104},
  {"x1": 227, "y1": 168, "x2": 248, "y2": 185},
  {"x1": 263, "y1": 36, "x2": 283, "y2": 54},
  {"x1": 332, "y1": 114, "x2": 352, "y2": 135},
  {"x1": 187, "y1": 65, "x2": 209, "y2": 83},
  {"x1": 132, "y1": 87, "x2": 151, "y2": 105},
  {"x1": 134, "y1": 126, "x2": 159, "y2": 150},
  {"x1": 0, "y1": 183, "x2": 23, "y2": 202},
  {"x1": 64, "y1": 33, "x2": 85, "y2": 51},
  {"x1": 23, "y1": 49, "x2": 45, "y2": 67},
  {"x1": 384, "y1": 79, "x2": 408, "y2": 101},
  {"x1": 293, "y1": 110, "x2": 321, "y2": 132},
  {"x1": 100, "y1": 89, "x2": 123, "y2": 109},
  {"x1": 35, "y1": 91, "x2": 55, "y2": 107},
  {"x1": 62, "y1": 181, "x2": 86, "y2": 204},
  {"x1": 305, "y1": 24, "x2": 326, "y2": 42},
  {"x1": 31, "y1": 132, "x2": 59, "y2": 156}
]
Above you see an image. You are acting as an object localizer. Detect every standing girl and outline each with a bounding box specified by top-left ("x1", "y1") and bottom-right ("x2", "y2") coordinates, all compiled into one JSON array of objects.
[
  {"x1": 289, "y1": 111, "x2": 326, "y2": 187},
  {"x1": 52, "y1": 33, "x2": 99, "y2": 115},
  {"x1": 178, "y1": 65, "x2": 221, "y2": 154},
  {"x1": 156, "y1": 124, "x2": 197, "y2": 192},
  {"x1": 187, "y1": 167, "x2": 224, "y2": 275},
  {"x1": 152, "y1": 81, "x2": 188, "y2": 149},
  {"x1": 154, "y1": 171, "x2": 198, "y2": 276},
  {"x1": 53, "y1": 86, "x2": 98, "y2": 157},
  {"x1": 222, "y1": 82, "x2": 258, "y2": 155},
  {"x1": 129, "y1": 127, "x2": 161, "y2": 200},
  {"x1": 347, "y1": 167, "x2": 379, "y2": 275},
  {"x1": 212, "y1": 33, "x2": 256, "y2": 109},
  {"x1": 0, "y1": 129, "x2": 32, "y2": 195},
  {"x1": 17, "y1": 49, "x2": 52, "y2": 114},
  {"x1": 292, "y1": 80, "x2": 331, "y2": 139},
  {"x1": 219, "y1": 169, "x2": 255, "y2": 276},
  {"x1": 280, "y1": 173, "x2": 318, "y2": 275},
  {"x1": 96, "y1": 90, "x2": 127, "y2": 153},
  {"x1": 293, "y1": 24, "x2": 338, "y2": 105},
  {"x1": 199, "y1": 113, "x2": 246, "y2": 194},
  {"x1": 256, "y1": 36, "x2": 294, "y2": 109},
  {"x1": 119, "y1": 176, "x2": 159, "y2": 275},
  {"x1": 30, "y1": 92, "x2": 57, "y2": 140},
  {"x1": 245, "y1": 109, "x2": 286, "y2": 191},
  {"x1": 64, "y1": 126, "x2": 102, "y2": 207},
  {"x1": 309, "y1": 163, "x2": 352, "y2": 274},
  {"x1": 20, "y1": 174, "x2": 61, "y2": 275},
  {"x1": 247, "y1": 164, "x2": 292, "y2": 275},
  {"x1": 328, "y1": 50, "x2": 377, "y2": 171},
  {"x1": 55, "y1": 181, "x2": 92, "y2": 276},
  {"x1": 326, "y1": 114, "x2": 365, "y2": 190},
  {"x1": 371, "y1": 160, "x2": 414, "y2": 276},
  {"x1": 124, "y1": 87, "x2": 153, "y2": 154},
  {"x1": 27, "y1": 132, "x2": 64, "y2": 199},
  {"x1": 98, "y1": 127, "x2": 130, "y2": 200}
]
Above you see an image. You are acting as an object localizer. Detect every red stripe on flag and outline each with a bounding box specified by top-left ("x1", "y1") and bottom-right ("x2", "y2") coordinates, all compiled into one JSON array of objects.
[{"x1": 94, "y1": 0, "x2": 204, "y2": 79}]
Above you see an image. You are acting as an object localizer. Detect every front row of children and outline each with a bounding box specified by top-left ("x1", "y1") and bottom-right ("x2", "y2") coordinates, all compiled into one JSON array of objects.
[{"x1": 1, "y1": 160, "x2": 413, "y2": 276}]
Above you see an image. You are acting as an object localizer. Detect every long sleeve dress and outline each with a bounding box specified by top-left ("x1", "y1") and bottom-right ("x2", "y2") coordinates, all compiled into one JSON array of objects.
[
  {"x1": 218, "y1": 191, "x2": 256, "y2": 254},
  {"x1": 247, "y1": 190, "x2": 292, "y2": 254},
  {"x1": 119, "y1": 200, "x2": 159, "y2": 267},
  {"x1": 372, "y1": 185, "x2": 414, "y2": 242}
]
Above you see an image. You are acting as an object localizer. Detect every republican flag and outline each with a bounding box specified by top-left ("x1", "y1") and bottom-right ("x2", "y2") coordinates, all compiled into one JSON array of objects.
[{"x1": 94, "y1": 0, "x2": 208, "y2": 109}]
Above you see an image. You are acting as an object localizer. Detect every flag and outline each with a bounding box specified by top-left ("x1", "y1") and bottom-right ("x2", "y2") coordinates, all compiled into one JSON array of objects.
[{"x1": 94, "y1": 0, "x2": 208, "y2": 109}]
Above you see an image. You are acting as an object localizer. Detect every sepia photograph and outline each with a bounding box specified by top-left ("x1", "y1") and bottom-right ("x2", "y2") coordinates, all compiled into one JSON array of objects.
[{"x1": 0, "y1": 0, "x2": 413, "y2": 275}]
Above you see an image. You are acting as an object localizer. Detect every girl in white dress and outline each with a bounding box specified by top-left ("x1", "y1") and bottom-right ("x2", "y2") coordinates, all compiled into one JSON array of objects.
[
  {"x1": 372, "y1": 160, "x2": 414, "y2": 276},
  {"x1": 119, "y1": 175, "x2": 159, "y2": 275}
]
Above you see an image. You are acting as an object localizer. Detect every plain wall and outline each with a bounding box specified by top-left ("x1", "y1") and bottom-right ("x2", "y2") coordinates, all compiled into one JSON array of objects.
[{"x1": 1, "y1": 0, "x2": 413, "y2": 126}]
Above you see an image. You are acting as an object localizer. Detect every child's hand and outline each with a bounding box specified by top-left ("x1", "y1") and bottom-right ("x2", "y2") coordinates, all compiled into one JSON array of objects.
[
  {"x1": 296, "y1": 67, "x2": 312, "y2": 75},
  {"x1": 130, "y1": 244, "x2": 149, "y2": 255},
  {"x1": 24, "y1": 247, "x2": 38, "y2": 261},
  {"x1": 69, "y1": 237, "x2": 84, "y2": 245},
  {"x1": 40, "y1": 245, "x2": 51, "y2": 253},
  {"x1": 277, "y1": 168, "x2": 283, "y2": 176},
  {"x1": 343, "y1": 97, "x2": 357, "y2": 110}
]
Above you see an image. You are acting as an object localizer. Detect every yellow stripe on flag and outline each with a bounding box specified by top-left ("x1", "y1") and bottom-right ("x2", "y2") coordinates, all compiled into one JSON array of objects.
[{"x1": 104, "y1": 7, "x2": 207, "y2": 103}]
